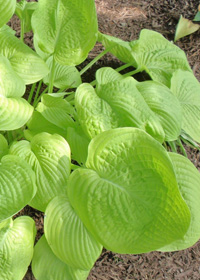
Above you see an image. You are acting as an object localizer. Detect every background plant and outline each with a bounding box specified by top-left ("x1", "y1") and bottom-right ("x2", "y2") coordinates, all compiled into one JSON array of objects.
[{"x1": 0, "y1": 0, "x2": 200, "y2": 279}]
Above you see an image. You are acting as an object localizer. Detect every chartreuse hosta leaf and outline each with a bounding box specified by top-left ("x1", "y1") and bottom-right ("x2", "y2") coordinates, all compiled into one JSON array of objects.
[
  {"x1": 0, "y1": 216, "x2": 36, "y2": 280},
  {"x1": 9, "y1": 133, "x2": 71, "y2": 212},
  {"x1": 136, "y1": 81, "x2": 182, "y2": 141},
  {"x1": 0, "y1": 0, "x2": 16, "y2": 28},
  {"x1": 44, "y1": 195, "x2": 102, "y2": 270},
  {"x1": 0, "y1": 55, "x2": 33, "y2": 130},
  {"x1": 76, "y1": 73, "x2": 165, "y2": 142},
  {"x1": 67, "y1": 128, "x2": 191, "y2": 254},
  {"x1": 0, "y1": 30, "x2": 49, "y2": 84},
  {"x1": 99, "y1": 30, "x2": 191, "y2": 86},
  {"x1": 159, "y1": 153, "x2": 200, "y2": 251},
  {"x1": 32, "y1": 235, "x2": 90, "y2": 280},
  {"x1": 32, "y1": 0, "x2": 98, "y2": 65},
  {"x1": 43, "y1": 56, "x2": 82, "y2": 89},
  {"x1": 130, "y1": 29, "x2": 192, "y2": 86},
  {"x1": 0, "y1": 155, "x2": 36, "y2": 222},
  {"x1": 170, "y1": 70, "x2": 200, "y2": 143}
]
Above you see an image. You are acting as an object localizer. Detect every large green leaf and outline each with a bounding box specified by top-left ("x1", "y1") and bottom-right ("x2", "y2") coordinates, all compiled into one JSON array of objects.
[
  {"x1": 0, "y1": 55, "x2": 33, "y2": 130},
  {"x1": 99, "y1": 30, "x2": 192, "y2": 86},
  {"x1": 32, "y1": 0, "x2": 98, "y2": 65},
  {"x1": 32, "y1": 235, "x2": 90, "y2": 280},
  {"x1": 136, "y1": 81, "x2": 182, "y2": 141},
  {"x1": 9, "y1": 133, "x2": 71, "y2": 212},
  {"x1": 67, "y1": 128, "x2": 190, "y2": 254},
  {"x1": 130, "y1": 29, "x2": 192, "y2": 86},
  {"x1": 0, "y1": 31, "x2": 49, "y2": 84},
  {"x1": 159, "y1": 153, "x2": 200, "y2": 251},
  {"x1": 170, "y1": 70, "x2": 200, "y2": 143},
  {"x1": 0, "y1": 216, "x2": 36, "y2": 280},
  {"x1": 0, "y1": 155, "x2": 36, "y2": 222},
  {"x1": 43, "y1": 56, "x2": 82, "y2": 89},
  {"x1": 45, "y1": 195, "x2": 102, "y2": 270},
  {"x1": 76, "y1": 74, "x2": 165, "y2": 142},
  {"x1": 0, "y1": 0, "x2": 16, "y2": 28}
]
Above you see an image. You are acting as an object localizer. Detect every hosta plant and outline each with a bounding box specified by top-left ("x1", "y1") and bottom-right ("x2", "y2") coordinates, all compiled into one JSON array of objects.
[{"x1": 0, "y1": 0, "x2": 200, "y2": 279}]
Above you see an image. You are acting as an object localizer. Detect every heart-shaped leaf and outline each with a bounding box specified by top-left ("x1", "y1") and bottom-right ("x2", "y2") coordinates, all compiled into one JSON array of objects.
[
  {"x1": 32, "y1": 0, "x2": 98, "y2": 65},
  {"x1": 0, "y1": 155, "x2": 36, "y2": 222},
  {"x1": 44, "y1": 195, "x2": 102, "y2": 270},
  {"x1": 32, "y1": 235, "x2": 90, "y2": 280},
  {"x1": 68, "y1": 128, "x2": 190, "y2": 254},
  {"x1": 9, "y1": 133, "x2": 71, "y2": 212},
  {"x1": 0, "y1": 216, "x2": 36, "y2": 280}
]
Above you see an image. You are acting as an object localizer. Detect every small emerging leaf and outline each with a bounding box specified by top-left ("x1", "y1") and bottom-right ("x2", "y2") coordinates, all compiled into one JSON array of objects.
[{"x1": 174, "y1": 16, "x2": 199, "y2": 42}]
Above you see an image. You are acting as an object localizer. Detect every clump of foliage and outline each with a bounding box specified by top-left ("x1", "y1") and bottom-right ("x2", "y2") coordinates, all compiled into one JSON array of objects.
[{"x1": 0, "y1": 0, "x2": 200, "y2": 279}]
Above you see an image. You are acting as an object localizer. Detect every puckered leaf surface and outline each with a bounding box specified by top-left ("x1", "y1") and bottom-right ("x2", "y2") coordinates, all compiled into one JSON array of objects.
[
  {"x1": 158, "y1": 153, "x2": 200, "y2": 251},
  {"x1": 32, "y1": 235, "x2": 90, "y2": 280},
  {"x1": 9, "y1": 133, "x2": 71, "y2": 212},
  {"x1": 0, "y1": 216, "x2": 36, "y2": 280},
  {"x1": 32, "y1": 0, "x2": 98, "y2": 65},
  {"x1": 130, "y1": 29, "x2": 192, "y2": 86},
  {"x1": 0, "y1": 155, "x2": 36, "y2": 222},
  {"x1": 99, "y1": 30, "x2": 191, "y2": 86},
  {"x1": 170, "y1": 70, "x2": 200, "y2": 143},
  {"x1": 44, "y1": 195, "x2": 102, "y2": 270},
  {"x1": 0, "y1": 31, "x2": 49, "y2": 84},
  {"x1": 68, "y1": 128, "x2": 190, "y2": 254}
]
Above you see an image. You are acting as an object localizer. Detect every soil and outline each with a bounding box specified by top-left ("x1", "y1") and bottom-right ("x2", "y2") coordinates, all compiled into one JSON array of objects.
[{"x1": 10, "y1": 0, "x2": 200, "y2": 279}]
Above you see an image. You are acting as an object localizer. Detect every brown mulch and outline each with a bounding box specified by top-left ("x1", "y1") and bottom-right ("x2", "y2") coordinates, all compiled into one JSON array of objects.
[{"x1": 10, "y1": 0, "x2": 200, "y2": 279}]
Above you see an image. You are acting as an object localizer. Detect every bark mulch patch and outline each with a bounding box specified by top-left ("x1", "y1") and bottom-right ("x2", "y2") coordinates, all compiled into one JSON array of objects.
[{"x1": 10, "y1": 0, "x2": 200, "y2": 279}]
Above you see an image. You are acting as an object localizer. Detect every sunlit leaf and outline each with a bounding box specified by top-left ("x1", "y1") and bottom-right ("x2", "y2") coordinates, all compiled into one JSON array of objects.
[{"x1": 68, "y1": 128, "x2": 190, "y2": 254}]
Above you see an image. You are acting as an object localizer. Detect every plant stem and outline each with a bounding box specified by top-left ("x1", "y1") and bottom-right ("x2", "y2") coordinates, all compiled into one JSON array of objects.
[
  {"x1": 79, "y1": 48, "x2": 110, "y2": 76},
  {"x1": 33, "y1": 87, "x2": 49, "y2": 107},
  {"x1": 20, "y1": 19, "x2": 25, "y2": 42},
  {"x1": 7, "y1": 131, "x2": 13, "y2": 145},
  {"x1": 33, "y1": 80, "x2": 43, "y2": 107},
  {"x1": 28, "y1": 83, "x2": 37, "y2": 104},
  {"x1": 115, "y1": 62, "x2": 133, "y2": 73},
  {"x1": 48, "y1": 57, "x2": 56, "y2": 93},
  {"x1": 177, "y1": 138, "x2": 188, "y2": 158},
  {"x1": 122, "y1": 67, "x2": 143, "y2": 78}
]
